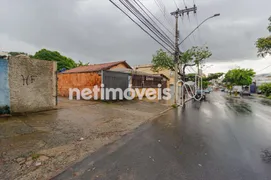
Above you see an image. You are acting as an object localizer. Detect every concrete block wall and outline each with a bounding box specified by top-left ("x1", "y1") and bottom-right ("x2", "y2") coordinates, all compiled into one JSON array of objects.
[{"x1": 8, "y1": 56, "x2": 57, "y2": 113}]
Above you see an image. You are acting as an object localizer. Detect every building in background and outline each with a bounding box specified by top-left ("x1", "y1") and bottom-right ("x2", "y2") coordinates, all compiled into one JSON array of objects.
[
  {"x1": 58, "y1": 61, "x2": 132, "y2": 98},
  {"x1": 135, "y1": 64, "x2": 174, "y2": 86},
  {"x1": 254, "y1": 73, "x2": 271, "y2": 86},
  {"x1": 111, "y1": 68, "x2": 169, "y2": 99}
]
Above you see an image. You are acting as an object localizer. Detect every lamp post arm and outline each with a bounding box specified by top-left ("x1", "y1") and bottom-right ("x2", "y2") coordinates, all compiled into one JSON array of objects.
[{"x1": 178, "y1": 14, "x2": 220, "y2": 46}]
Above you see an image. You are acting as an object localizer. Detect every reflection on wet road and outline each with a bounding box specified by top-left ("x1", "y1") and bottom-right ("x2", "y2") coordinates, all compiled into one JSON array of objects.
[{"x1": 54, "y1": 92, "x2": 271, "y2": 180}]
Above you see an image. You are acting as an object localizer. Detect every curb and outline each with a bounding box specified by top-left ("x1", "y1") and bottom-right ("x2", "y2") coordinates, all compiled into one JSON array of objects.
[
  {"x1": 50, "y1": 106, "x2": 173, "y2": 179},
  {"x1": 146, "y1": 106, "x2": 174, "y2": 122}
]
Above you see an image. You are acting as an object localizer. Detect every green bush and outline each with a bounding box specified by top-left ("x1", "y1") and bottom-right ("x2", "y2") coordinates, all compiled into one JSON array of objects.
[{"x1": 259, "y1": 83, "x2": 271, "y2": 97}]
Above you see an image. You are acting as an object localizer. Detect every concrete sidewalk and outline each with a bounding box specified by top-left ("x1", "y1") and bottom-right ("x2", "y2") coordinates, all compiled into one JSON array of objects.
[{"x1": 0, "y1": 98, "x2": 169, "y2": 180}]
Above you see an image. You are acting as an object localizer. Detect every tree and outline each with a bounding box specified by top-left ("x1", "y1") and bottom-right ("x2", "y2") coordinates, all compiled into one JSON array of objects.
[
  {"x1": 204, "y1": 72, "x2": 224, "y2": 81},
  {"x1": 9, "y1": 52, "x2": 28, "y2": 56},
  {"x1": 256, "y1": 16, "x2": 271, "y2": 57},
  {"x1": 186, "y1": 72, "x2": 223, "y2": 89},
  {"x1": 152, "y1": 46, "x2": 212, "y2": 78},
  {"x1": 259, "y1": 83, "x2": 271, "y2": 97},
  {"x1": 32, "y1": 49, "x2": 77, "y2": 71},
  {"x1": 76, "y1": 60, "x2": 90, "y2": 67},
  {"x1": 186, "y1": 72, "x2": 223, "y2": 82},
  {"x1": 202, "y1": 81, "x2": 210, "y2": 89},
  {"x1": 186, "y1": 73, "x2": 196, "y2": 82},
  {"x1": 223, "y1": 68, "x2": 255, "y2": 88}
]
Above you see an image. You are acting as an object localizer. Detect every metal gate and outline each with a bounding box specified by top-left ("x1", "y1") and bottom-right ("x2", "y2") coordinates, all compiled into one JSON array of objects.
[
  {"x1": 0, "y1": 58, "x2": 10, "y2": 114},
  {"x1": 179, "y1": 74, "x2": 203, "y2": 106},
  {"x1": 102, "y1": 70, "x2": 130, "y2": 100}
]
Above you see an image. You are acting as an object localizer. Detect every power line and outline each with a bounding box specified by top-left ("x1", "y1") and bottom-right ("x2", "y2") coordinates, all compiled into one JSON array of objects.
[
  {"x1": 133, "y1": 0, "x2": 174, "y2": 46},
  {"x1": 137, "y1": 0, "x2": 174, "y2": 37},
  {"x1": 193, "y1": 0, "x2": 203, "y2": 45},
  {"x1": 194, "y1": 14, "x2": 203, "y2": 45},
  {"x1": 182, "y1": 0, "x2": 187, "y2": 7},
  {"x1": 154, "y1": 0, "x2": 174, "y2": 26},
  {"x1": 173, "y1": 0, "x2": 179, "y2": 8},
  {"x1": 109, "y1": 0, "x2": 173, "y2": 53},
  {"x1": 120, "y1": 0, "x2": 174, "y2": 49},
  {"x1": 257, "y1": 64, "x2": 271, "y2": 73},
  {"x1": 180, "y1": 18, "x2": 194, "y2": 46},
  {"x1": 187, "y1": 16, "x2": 197, "y2": 45}
]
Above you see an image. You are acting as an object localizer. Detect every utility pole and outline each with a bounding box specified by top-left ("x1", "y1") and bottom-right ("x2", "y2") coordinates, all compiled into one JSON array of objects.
[
  {"x1": 172, "y1": 10, "x2": 179, "y2": 105},
  {"x1": 171, "y1": 5, "x2": 197, "y2": 105}
]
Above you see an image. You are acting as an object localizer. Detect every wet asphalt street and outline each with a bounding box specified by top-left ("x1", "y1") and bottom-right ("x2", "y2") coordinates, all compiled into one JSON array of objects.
[{"x1": 53, "y1": 92, "x2": 271, "y2": 180}]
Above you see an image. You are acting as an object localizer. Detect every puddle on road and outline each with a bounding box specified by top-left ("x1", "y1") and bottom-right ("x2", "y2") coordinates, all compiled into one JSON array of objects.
[
  {"x1": 260, "y1": 99, "x2": 271, "y2": 106},
  {"x1": 261, "y1": 148, "x2": 271, "y2": 163}
]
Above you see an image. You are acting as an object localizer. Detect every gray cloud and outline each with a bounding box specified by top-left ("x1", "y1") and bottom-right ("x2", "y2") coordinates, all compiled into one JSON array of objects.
[{"x1": 0, "y1": 0, "x2": 270, "y2": 66}]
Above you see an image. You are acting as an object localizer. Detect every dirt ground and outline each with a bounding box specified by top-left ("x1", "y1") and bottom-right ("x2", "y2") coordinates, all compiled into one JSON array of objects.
[{"x1": 0, "y1": 97, "x2": 169, "y2": 180}]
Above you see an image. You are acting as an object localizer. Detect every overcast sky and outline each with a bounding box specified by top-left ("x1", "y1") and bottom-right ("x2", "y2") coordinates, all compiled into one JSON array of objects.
[{"x1": 0, "y1": 0, "x2": 271, "y2": 74}]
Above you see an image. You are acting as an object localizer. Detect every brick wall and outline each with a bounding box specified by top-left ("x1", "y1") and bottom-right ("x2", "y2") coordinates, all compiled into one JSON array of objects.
[{"x1": 57, "y1": 72, "x2": 101, "y2": 97}]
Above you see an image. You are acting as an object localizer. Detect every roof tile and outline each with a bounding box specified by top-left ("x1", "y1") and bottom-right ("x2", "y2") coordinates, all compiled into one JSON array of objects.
[{"x1": 62, "y1": 61, "x2": 131, "y2": 74}]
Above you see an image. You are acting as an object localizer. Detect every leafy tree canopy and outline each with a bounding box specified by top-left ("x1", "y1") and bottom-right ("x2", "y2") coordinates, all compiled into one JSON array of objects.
[
  {"x1": 223, "y1": 68, "x2": 255, "y2": 87},
  {"x1": 186, "y1": 72, "x2": 223, "y2": 89},
  {"x1": 204, "y1": 72, "x2": 224, "y2": 81},
  {"x1": 76, "y1": 60, "x2": 90, "y2": 67},
  {"x1": 186, "y1": 73, "x2": 197, "y2": 81},
  {"x1": 9, "y1": 52, "x2": 28, "y2": 56},
  {"x1": 256, "y1": 16, "x2": 271, "y2": 57},
  {"x1": 186, "y1": 72, "x2": 223, "y2": 82},
  {"x1": 32, "y1": 49, "x2": 77, "y2": 71},
  {"x1": 151, "y1": 46, "x2": 212, "y2": 77},
  {"x1": 259, "y1": 83, "x2": 271, "y2": 97}
]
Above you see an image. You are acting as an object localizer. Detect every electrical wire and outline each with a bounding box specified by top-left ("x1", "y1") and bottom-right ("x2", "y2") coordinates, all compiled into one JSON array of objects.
[
  {"x1": 109, "y1": 0, "x2": 173, "y2": 53},
  {"x1": 194, "y1": 14, "x2": 203, "y2": 45},
  {"x1": 121, "y1": 0, "x2": 174, "y2": 49},
  {"x1": 122, "y1": 0, "x2": 173, "y2": 47},
  {"x1": 134, "y1": 0, "x2": 174, "y2": 43},
  {"x1": 180, "y1": 18, "x2": 194, "y2": 47},
  {"x1": 182, "y1": 0, "x2": 187, "y2": 7},
  {"x1": 193, "y1": 0, "x2": 203, "y2": 46},
  {"x1": 257, "y1": 64, "x2": 271, "y2": 73},
  {"x1": 138, "y1": 0, "x2": 174, "y2": 37},
  {"x1": 173, "y1": 0, "x2": 179, "y2": 8},
  {"x1": 187, "y1": 15, "x2": 197, "y2": 45},
  {"x1": 154, "y1": 0, "x2": 174, "y2": 26}
]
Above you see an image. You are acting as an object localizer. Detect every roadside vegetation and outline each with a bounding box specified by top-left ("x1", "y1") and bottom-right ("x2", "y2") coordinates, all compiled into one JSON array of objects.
[
  {"x1": 151, "y1": 46, "x2": 212, "y2": 84},
  {"x1": 9, "y1": 49, "x2": 89, "y2": 71},
  {"x1": 259, "y1": 83, "x2": 271, "y2": 99},
  {"x1": 256, "y1": 16, "x2": 271, "y2": 57},
  {"x1": 223, "y1": 68, "x2": 255, "y2": 92},
  {"x1": 186, "y1": 72, "x2": 223, "y2": 89}
]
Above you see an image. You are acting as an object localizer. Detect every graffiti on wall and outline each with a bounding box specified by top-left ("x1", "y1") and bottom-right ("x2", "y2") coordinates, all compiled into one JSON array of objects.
[
  {"x1": 0, "y1": 58, "x2": 10, "y2": 114},
  {"x1": 21, "y1": 75, "x2": 37, "y2": 86}
]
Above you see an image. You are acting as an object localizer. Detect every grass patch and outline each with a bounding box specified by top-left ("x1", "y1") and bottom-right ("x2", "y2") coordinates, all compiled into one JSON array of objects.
[
  {"x1": 31, "y1": 153, "x2": 40, "y2": 160},
  {"x1": 259, "y1": 95, "x2": 271, "y2": 100}
]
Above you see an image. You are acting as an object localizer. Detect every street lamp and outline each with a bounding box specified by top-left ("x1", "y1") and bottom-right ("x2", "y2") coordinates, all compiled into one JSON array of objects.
[{"x1": 178, "y1": 13, "x2": 220, "y2": 46}]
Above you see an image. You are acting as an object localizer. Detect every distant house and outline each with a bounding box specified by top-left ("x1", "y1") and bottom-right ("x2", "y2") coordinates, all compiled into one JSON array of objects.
[
  {"x1": 254, "y1": 73, "x2": 271, "y2": 86},
  {"x1": 58, "y1": 61, "x2": 132, "y2": 97},
  {"x1": 62, "y1": 61, "x2": 132, "y2": 74},
  {"x1": 110, "y1": 68, "x2": 169, "y2": 100},
  {"x1": 135, "y1": 64, "x2": 175, "y2": 87}
]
